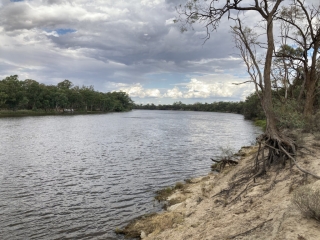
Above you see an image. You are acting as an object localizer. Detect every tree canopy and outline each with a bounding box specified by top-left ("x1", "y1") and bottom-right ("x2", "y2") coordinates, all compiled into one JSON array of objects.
[{"x1": 0, "y1": 75, "x2": 134, "y2": 113}]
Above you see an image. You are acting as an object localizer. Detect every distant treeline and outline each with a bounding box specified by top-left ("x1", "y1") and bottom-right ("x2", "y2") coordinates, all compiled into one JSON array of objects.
[
  {"x1": 133, "y1": 93, "x2": 265, "y2": 120},
  {"x1": 0, "y1": 75, "x2": 134, "y2": 112}
]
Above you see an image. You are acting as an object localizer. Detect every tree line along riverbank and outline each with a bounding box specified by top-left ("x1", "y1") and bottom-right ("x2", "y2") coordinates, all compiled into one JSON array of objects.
[
  {"x1": 133, "y1": 93, "x2": 265, "y2": 121},
  {"x1": 134, "y1": 89, "x2": 320, "y2": 132},
  {"x1": 0, "y1": 75, "x2": 134, "y2": 116}
]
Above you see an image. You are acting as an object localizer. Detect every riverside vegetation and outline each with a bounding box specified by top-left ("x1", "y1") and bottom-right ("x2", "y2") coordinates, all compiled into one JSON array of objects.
[{"x1": 0, "y1": 75, "x2": 134, "y2": 116}]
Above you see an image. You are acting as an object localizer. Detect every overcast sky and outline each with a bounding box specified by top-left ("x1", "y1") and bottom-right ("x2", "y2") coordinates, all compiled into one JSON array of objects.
[{"x1": 0, "y1": 0, "x2": 317, "y2": 104}]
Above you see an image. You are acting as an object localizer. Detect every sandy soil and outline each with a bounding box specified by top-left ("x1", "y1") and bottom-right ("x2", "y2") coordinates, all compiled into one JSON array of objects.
[{"x1": 121, "y1": 132, "x2": 320, "y2": 240}]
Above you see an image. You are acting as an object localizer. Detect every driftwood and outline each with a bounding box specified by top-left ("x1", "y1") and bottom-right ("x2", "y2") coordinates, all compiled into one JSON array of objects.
[{"x1": 211, "y1": 158, "x2": 238, "y2": 171}]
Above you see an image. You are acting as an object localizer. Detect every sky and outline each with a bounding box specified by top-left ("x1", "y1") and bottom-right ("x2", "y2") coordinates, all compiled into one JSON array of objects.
[{"x1": 0, "y1": 0, "x2": 317, "y2": 104}]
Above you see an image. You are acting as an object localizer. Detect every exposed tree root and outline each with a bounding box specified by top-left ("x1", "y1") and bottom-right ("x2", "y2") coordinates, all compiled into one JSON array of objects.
[
  {"x1": 255, "y1": 132, "x2": 320, "y2": 179},
  {"x1": 212, "y1": 132, "x2": 320, "y2": 205}
]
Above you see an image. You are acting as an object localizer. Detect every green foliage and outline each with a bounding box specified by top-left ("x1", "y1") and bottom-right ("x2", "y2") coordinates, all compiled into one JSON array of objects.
[
  {"x1": 254, "y1": 119, "x2": 266, "y2": 131},
  {"x1": 292, "y1": 185, "x2": 320, "y2": 221},
  {"x1": 0, "y1": 75, "x2": 134, "y2": 113},
  {"x1": 273, "y1": 98, "x2": 306, "y2": 129},
  {"x1": 134, "y1": 101, "x2": 244, "y2": 115},
  {"x1": 242, "y1": 92, "x2": 265, "y2": 120}
]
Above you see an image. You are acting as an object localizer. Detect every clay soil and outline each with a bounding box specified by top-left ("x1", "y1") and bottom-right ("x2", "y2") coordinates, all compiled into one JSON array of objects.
[{"x1": 120, "y1": 132, "x2": 320, "y2": 240}]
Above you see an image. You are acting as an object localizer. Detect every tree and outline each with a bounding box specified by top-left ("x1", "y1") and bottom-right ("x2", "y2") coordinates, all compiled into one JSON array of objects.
[
  {"x1": 57, "y1": 79, "x2": 73, "y2": 90},
  {"x1": 177, "y1": 0, "x2": 305, "y2": 176},
  {"x1": 272, "y1": 44, "x2": 304, "y2": 100},
  {"x1": 0, "y1": 75, "x2": 25, "y2": 110},
  {"x1": 278, "y1": 0, "x2": 320, "y2": 117},
  {"x1": 23, "y1": 79, "x2": 43, "y2": 110},
  {"x1": 243, "y1": 92, "x2": 265, "y2": 120}
]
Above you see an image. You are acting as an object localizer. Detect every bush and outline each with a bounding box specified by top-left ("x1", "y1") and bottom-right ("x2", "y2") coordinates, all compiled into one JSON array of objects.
[
  {"x1": 243, "y1": 92, "x2": 265, "y2": 120},
  {"x1": 254, "y1": 119, "x2": 266, "y2": 131},
  {"x1": 292, "y1": 185, "x2": 320, "y2": 221},
  {"x1": 306, "y1": 111, "x2": 320, "y2": 132},
  {"x1": 274, "y1": 98, "x2": 306, "y2": 129}
]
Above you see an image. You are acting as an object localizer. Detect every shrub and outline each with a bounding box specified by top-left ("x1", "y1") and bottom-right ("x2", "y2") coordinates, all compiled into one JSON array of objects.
[
  {"x1": 243, "y1": 92, "x2": 265, "y2": 120},
  {"x1": 292, "y1": 185, "x2": 320, "y2": 221},
  {"x1": 307, "y1": 111, "x2": 320, "y2": 132},
  {"x1": 254, "y1": 119, "x2": 266, "y2": 131},
  {"x1": 273, "y1": 98, "x2": 306, "y2": 129}
]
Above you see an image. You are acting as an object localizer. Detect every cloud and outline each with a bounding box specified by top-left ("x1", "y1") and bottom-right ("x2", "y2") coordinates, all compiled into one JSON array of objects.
[
  {"x1": 108, "y1": 82, "x2": 162, "y2": 98},
  {"x1": 44, "y1": 30, "x2": 59, "y2": 37},
  {"x1": 164, "y1": 87, "x2": 183, "y2": 98},
  {"x1": 110, "y1": 73, "x2": 255, "y2": 103}
]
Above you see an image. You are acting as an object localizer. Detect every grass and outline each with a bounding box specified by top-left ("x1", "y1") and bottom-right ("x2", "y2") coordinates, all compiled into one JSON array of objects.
[
  {"x1": 155, "y1": 181, "x2": 187, "y2": 202},
  {"x1": 155, "y1": 187, "x2": 174, "y2": 201},
  {"x1": 115, "y1": 212, "x2": 184, "y2": 238},
  {"x1": 254, "y1": 119, "x2": 266, "y2": 131}
]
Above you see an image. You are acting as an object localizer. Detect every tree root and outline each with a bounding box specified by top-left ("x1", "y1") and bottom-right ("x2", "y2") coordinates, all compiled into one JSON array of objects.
[
  {"x1": 280, "y1": 145, "x2": 320, "y2": 179},
  {"x1": 228, "y1": 218, "x2": 273, "y2": 239},
  {"x1": 212, "y1": 132, "x2": 320, "y2": 206},
  {"x1": 255, "y1": 132, "x2": 320, "y2": 179}
]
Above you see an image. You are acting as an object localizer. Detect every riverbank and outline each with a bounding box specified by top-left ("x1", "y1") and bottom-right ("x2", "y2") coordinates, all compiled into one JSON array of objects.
[
  {"x1": 118, "y1": 132, "x2": 320, "y2": 240},
  {"x1": 0, "y1": 109, "x2": 127, "y2": 117}
]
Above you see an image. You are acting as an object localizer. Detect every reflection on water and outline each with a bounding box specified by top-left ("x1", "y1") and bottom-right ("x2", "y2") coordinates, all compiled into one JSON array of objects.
[{"x1": 0, "y1": 110, "x2": 262, "y2": 239}]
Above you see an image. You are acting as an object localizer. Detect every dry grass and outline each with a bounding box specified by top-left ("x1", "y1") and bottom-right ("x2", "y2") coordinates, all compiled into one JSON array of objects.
[
  {"x1": 116, "y1": 212, "x2": 184, "y2": 238},
  {"x1": 155, "y1": 187, "x2": 174, "y2": 201},
  {"x1": 155, "y1": 182, "x2": 189, "y2": 202},
  {"x1": 292, "y1": 185, "x2": 320, "y2": 221}
]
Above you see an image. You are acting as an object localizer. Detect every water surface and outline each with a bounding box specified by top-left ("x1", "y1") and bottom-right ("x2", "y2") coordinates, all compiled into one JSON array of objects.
[{"x1": 0, "y1": 110, "x2": 262, "y2": 239}]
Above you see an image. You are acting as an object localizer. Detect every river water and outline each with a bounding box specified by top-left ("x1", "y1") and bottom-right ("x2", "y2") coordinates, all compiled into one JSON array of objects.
[{"x1": 0, "y1": 110, "x2": 262, "y2": 239}]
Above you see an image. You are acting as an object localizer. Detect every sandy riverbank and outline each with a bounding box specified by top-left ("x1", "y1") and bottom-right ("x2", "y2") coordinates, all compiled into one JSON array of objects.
[{"x1": 119, "y1": 132, "x2": 320, "y2": 240}]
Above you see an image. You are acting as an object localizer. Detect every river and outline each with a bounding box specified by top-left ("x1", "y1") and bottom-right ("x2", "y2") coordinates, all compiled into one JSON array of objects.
[{"x1": 0, "y1": 110, "x2": 262, "y2": 239}]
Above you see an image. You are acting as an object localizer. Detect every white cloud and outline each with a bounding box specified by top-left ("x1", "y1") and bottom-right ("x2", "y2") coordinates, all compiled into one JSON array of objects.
[
  {"x1": 164, "y1": 87, "x2": 183, "y2": 98},
  {"x1": 107, "y1": 73, "x2": 255, "y2": 102},
  {"x1": 108, "y1": 82, "x2": 162, "y2": 98},
  {"x1": 140, "y1": 0, "x2": 164, "y2": 8},
  {"x1": 165, "y1": 18, "x2": 175, "y2": 26},
  {"x1": 44, "y1": 31, "x2": 59, "y2": 37}
]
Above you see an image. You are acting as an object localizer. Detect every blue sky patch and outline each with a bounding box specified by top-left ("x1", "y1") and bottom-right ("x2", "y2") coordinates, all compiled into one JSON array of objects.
[{"x1": 55, "y1": 29, "x2": 76, "y2": 35}]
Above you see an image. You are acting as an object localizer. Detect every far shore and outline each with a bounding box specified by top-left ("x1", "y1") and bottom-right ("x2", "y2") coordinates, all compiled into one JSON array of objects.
[{"x1": 0, "y1": 109, "x2": 128, "y2": 118}]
